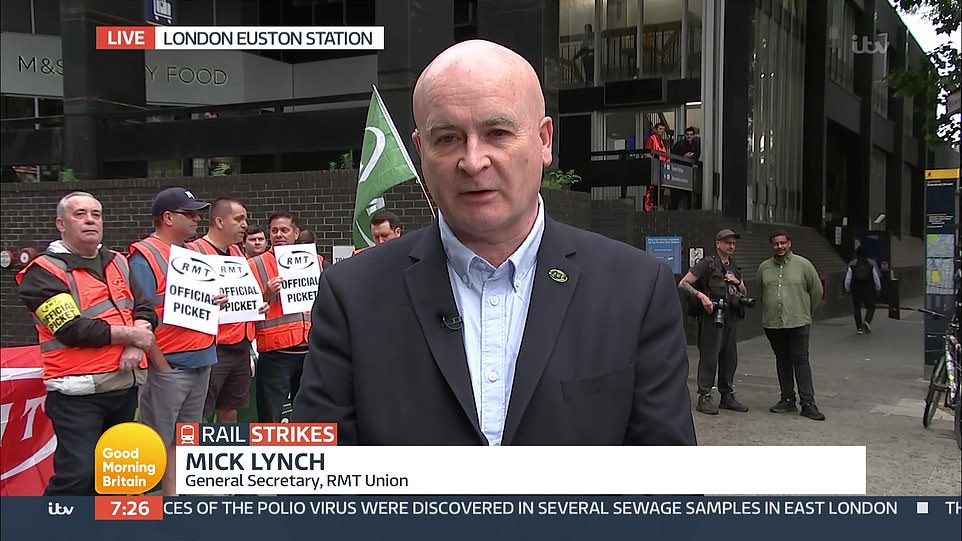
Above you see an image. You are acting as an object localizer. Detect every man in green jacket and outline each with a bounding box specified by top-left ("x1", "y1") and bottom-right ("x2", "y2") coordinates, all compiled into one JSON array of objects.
[{"x1": 757, "y1": 230, "x2": 826, "y2": 421}]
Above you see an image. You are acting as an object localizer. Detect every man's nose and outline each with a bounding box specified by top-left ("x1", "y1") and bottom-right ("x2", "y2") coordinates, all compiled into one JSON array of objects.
[{"x1": 458, "y1": 136, "x2": 491, "y2": 175}]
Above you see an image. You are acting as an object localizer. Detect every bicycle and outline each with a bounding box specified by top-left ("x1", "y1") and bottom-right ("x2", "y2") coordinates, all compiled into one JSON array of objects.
[{"x1": 917, "y1": 307, "x2": 961, "y2": 449}]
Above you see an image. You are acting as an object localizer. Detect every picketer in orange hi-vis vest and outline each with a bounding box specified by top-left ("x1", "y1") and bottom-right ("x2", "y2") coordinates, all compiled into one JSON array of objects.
[
  {"x1": 186, "y1": 197, "x2": 262, "y2": 423},
  {"x1": 16, "y1": 191, "x2": 165, "y2": 496},
  {"x1": 128, "y1": 186, "x2": 226, "y2": 497},
  {"x1": 644, "y1": 122, "x2": 669, "y2": 212},
  {"x1": 248, "y1": 211, "x2": 324, "y2": 422}
]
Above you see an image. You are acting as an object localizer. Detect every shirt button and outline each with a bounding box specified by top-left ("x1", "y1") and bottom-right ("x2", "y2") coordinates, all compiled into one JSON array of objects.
[
  {"x1": 488, "y1": 296, "x2": 500, "y2": 306},
  {"x1": 462, "y1": 275, "x2": 469, "y2": 283},
  {"x1": 487, "y1": 371, "x2": 498, "y2": 382}
]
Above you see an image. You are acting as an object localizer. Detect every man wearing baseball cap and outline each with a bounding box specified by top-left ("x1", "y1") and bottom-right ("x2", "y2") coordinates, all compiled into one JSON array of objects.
[
  {"x1": 128, "y1": 187, "x2": 225, "y2": 495},
  {"x1": 678, "y1": 228, "x2": 750, "y2": 415}
]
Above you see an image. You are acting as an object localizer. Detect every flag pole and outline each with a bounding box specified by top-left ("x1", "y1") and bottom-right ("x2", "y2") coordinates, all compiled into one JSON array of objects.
[{"x1": 372, "y1": 85, "x2": 436, "y2": 218}]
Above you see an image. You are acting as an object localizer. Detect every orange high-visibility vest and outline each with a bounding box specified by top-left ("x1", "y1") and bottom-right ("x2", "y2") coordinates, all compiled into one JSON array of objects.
[
  {"x1": 16, "y1": 253, "x2": 146, "y2": 380},
  {"x1": 248, "y1": 250, "x2": 323, "y2": 352},
  {"x1": 128, "y1": 236, "x2": 215, "y2": 355},
  {"x1": 185, "y1": 237, "x2": 256, "y2": 346}
]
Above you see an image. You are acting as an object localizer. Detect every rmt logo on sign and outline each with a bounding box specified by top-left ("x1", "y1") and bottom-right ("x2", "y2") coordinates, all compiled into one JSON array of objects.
[
  {"x1": 219, "y1": 261, "x2": 250, "y2": 278},
  {"x1": 171, "y1": 256, "x2": 218, "y2": 281},
  {"x1": 278, "y1": 251, "x2": 316, "y2": 271}
]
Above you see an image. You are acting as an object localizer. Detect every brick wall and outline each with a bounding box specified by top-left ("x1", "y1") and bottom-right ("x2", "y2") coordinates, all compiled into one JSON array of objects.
[
  {"x1": 0, "y1": 171, "x2": 437, "y2": 346},
  {"x1": 0, "y1": 174, "x2": 855, "y2": 346}
]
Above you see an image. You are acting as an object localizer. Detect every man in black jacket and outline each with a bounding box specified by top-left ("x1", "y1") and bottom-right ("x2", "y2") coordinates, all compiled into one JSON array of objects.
[
  {"x1": 17, "y1": 191, "x2": 162, "y2": 495},
  {"x1": 844, "y1": 247, "x2": 882, "y2": 334},
  {"x1": 678, "y1": 229, "x2": 749, "y2": 415},
  {"x1": 671, "y1": 126, "x2": 701, "y2": 161}
]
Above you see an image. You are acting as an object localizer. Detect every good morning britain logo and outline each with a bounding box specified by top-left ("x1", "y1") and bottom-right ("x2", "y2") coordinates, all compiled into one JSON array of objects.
[{"x1": 95, "y1": 26, "x2": 384, "y2": 51}]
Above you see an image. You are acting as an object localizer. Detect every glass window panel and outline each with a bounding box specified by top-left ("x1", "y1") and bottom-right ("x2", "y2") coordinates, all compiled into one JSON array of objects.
[
  {"x1": 605, "y1": 110, "x2": 638, "y2": 151},
  {"x1": 560, "y1": 0, "x2": 595, "y2": 87},
  {"x1": 0, "y1": 0, "x2": 31, "y2": 33},
  {"x1": 640, "y1": 0, "x2": 681, "y2": 79},
  {"x1": 34, "y1": 0, "x2": 60, "y2": 35}
]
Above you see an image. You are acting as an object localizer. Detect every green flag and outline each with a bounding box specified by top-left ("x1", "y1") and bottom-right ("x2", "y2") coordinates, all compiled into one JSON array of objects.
[{"x1": 352, "y1": 86, "x2": 420, "y2": 249}]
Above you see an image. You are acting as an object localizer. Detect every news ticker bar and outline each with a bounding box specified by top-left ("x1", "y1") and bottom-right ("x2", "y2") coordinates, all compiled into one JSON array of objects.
[
  {"x1": 95, "y1": 26, "x2": 385, "y2": 50},
  {"x1": 175, "y1": 446, "x2": 867, "y2": 495},
  {"x1": 80, "y1": 496, "x2": 961, "y2": 521}
]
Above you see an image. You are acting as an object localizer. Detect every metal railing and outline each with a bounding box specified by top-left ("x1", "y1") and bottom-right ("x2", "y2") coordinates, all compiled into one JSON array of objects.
[{"x1": 559, "y1": 21, "x2": 702, "y2": 87}]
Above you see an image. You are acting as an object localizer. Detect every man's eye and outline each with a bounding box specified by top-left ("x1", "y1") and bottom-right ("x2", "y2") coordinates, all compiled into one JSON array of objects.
[{"x1": 435, "y1": 134, "x2": 456, "y2": 144}]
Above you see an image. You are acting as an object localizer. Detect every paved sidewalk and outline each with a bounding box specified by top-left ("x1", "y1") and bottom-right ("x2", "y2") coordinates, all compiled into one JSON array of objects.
[{"x1": 688, "y1": 303, "x2": 962, "y2": 496}]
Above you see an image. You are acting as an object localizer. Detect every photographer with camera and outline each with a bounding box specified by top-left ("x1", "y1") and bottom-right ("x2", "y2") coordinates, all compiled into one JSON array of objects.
[{"x1": 679, "y1": 229, "x2": 752, "y2": 415}]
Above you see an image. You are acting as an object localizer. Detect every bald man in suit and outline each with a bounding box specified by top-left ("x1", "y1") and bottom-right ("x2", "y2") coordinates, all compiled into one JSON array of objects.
[{"x1": 293, "y1": 40, "x2": 695, "y2": 446}]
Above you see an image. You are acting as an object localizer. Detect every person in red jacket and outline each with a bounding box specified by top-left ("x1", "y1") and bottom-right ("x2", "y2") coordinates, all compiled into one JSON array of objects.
[
  {"x1": 643, "y1": 122, "x2": 669, "y2": 211},
  {"x1": 17, "y1": 191, "x2": 162, "y2": 495}
]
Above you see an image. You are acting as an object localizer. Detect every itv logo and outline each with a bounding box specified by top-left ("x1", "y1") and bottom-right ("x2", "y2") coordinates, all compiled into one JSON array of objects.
[
  {"x1": 828, "y1": 29, "x2": 889, "y2": 55},
  {"x1": 47, "y1": 502, "x2": 74, "y2": 516}
]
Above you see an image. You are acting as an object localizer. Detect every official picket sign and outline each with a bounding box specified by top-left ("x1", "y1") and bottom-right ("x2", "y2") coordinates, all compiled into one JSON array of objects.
[
  {"x1": 274, "y1": 244, "x2": 321, "y2": 315},
  {"x1": 214, "y1": 255, "x2": 265, "y2": 324},
  {"x1": 163, "y1": 245, "x2": 221, "y2": 335}
]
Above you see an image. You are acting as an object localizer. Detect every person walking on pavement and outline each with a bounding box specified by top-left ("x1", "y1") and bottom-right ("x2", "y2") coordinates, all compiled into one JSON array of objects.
[
  {"x1": 678, "y1": 228, "x2": 750, "y2": 415},
  {"x1": 844, "y1": 247, "x2": 882, "y2": 335},
  {"x1": 758, "y1": 230, "x2": 826, "y2": 421}
]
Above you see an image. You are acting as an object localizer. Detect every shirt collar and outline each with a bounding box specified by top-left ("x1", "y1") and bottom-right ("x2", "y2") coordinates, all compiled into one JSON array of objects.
[
  {"x1": 774, "y1": 251, "x2": 793, "y2": 264},
  {"x1": 439, "y1": 194, "x2": 545, "y2": 291}
]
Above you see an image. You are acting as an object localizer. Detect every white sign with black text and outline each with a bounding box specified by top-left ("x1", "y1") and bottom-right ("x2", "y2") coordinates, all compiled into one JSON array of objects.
[
  {"x1": 274, "y1": 244, "x2": 321, "y2": 315},
  {"x1": 163, "y1": 245, "x2": 221, "y2": 334},
  {"x1": 332, "y1": 245, "x2": 355, "y2": 264},
  {"x1": 213, "y1": 255, "x2": 265, "y2": 324}
]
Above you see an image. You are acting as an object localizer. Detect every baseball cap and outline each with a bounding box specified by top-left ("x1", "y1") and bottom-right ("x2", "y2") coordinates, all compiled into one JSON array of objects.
[
  {"x1": 151, "y1": 187, "x2": 209, "y2": 217},
  {"x1": 715, "y1": 228, "x2": 740, "y2": 241}
]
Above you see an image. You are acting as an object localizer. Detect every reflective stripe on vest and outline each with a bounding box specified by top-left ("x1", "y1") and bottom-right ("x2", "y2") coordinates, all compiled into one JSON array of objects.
[
  {"x1": 19, "y1": 252, "x2": 145, "y2": 378},
  {"x1": 34, "y1": 255, "x2": 136, "y2": 354},
  {"x1": 132, "y1": 238, "x2": 168, "y2": 306},
  {"x1": 248, "y1": 250, "x2": 311, "y2": 351}
]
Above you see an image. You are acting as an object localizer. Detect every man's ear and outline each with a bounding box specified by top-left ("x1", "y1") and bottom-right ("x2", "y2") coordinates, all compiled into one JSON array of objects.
[{"x1": 412, "y1": 129, "x2": 423, "y2": 157}]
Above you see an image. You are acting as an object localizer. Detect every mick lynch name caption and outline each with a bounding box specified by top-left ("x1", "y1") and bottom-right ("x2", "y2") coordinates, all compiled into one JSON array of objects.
[{"x1": 185, "y1": 452, "x2": 325, "y2": 470}]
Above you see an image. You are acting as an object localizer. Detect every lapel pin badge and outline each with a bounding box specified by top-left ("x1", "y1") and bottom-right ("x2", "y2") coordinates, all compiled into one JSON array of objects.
[{"x1": 547, "y1": 268, "x2": 568, "y2": 283}]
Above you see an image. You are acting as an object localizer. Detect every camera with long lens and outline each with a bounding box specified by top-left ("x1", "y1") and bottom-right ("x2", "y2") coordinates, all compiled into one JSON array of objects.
[{"x1": 711, "y1": 293, "x2": 757, "y2": 327}]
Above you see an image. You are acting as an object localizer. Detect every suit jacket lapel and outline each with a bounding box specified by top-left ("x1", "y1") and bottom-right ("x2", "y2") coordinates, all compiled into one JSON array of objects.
[
  {"x1": 403, "y1": 223, "x2": 485, "y2": 443},
  {"x1": 501, "y1": 217, "x2": 580, "y2": 445}
]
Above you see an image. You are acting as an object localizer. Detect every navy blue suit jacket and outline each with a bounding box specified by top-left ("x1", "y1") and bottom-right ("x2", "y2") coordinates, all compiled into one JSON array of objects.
[{"x1": 292, "y1": 217, "x2": 696, "y2": 445}]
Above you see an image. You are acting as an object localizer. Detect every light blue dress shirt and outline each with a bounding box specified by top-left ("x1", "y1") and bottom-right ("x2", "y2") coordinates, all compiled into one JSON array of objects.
[{"x1": 438, "y1": 196, "x2": 545, "y2": 446}]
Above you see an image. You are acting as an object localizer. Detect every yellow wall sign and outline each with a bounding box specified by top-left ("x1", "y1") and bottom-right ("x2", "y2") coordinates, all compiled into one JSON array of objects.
[{"x1": 924, "y1": 168, "x2": 960, "y2": 180}]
